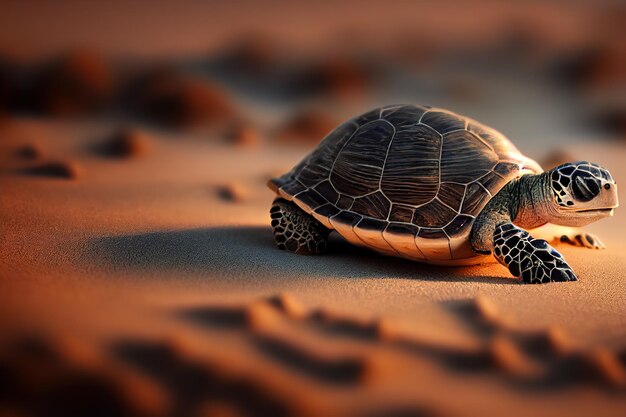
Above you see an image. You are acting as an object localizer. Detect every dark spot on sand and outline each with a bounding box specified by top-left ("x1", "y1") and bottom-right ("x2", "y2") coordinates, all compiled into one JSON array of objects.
[
  {"x1": 34, "y1": 49, "x2": 115, "y2": 116},
  {"x1": 224, "y1": 122, "x2": 259, "y2": 147},
  {"x1": 15, "y1": 144, "x2": 42, "y2": 160},
  {"x1": 132, "y1": 69, "x2": 235, "y2": 129},
  {"x1": 216, "y1": 182, "x2": 247, "y2": 202},
  {"x1": 97, "y1": 128, "x2": 150, "y2": 158},
  {"x1": 22, "y1": 161, "x2": 82, "y2": 179},
  {"x1": 276, "y1": 109, "x2": 339, "y2": 144}
]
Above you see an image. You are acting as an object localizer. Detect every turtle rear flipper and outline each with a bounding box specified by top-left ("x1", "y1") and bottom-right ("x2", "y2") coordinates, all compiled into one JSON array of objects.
[
  {"x1": 270, "y1": 198, "x2": 330, "y2": 255},
  {"x1": 549, "y1": 225, "x2": 606, "y2": 249}
]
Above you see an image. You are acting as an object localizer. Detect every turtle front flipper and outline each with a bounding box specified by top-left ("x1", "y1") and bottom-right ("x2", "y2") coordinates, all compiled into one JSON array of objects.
[
  {"x1": 493, "y1": 223, "x2": 577, "y2": 284},
  {"x1": 270, "y1": 198, "x2": 330, "y2": 255}
]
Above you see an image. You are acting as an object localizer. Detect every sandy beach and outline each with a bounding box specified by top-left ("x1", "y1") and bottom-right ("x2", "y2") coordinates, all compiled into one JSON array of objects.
[
  {"x1": 1, "y1": 1, "x2": 625, "y2": 416},
  {"x1": 1, "y1": 117, "x2": 626, "y2": 416}
]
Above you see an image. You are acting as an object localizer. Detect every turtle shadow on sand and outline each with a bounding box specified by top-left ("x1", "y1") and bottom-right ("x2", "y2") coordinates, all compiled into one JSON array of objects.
[{"x1": 87, "y1": 226, "x2": 514, "y2": 284}]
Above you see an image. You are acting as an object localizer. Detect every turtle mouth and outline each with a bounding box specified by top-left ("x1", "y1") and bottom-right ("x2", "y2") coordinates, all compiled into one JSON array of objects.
[{"x1": 575, "y1": 207, "x2": 615, "y2": 215}]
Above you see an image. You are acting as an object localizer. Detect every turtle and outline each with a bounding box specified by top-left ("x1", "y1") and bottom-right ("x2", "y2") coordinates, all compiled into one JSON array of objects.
[{"x1": 267, "y1": 105, "x2": 619, "y2": 284}]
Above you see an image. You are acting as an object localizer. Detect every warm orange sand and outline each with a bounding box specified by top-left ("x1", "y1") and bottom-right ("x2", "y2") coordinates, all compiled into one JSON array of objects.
[{"x1": 1, "y1": 118, "x2": 625, "y2": 416}]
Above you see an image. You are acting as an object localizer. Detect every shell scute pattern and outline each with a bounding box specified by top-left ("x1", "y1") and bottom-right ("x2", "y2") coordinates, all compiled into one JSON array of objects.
[
  {"x1": 388, "y1": 204, "x2": 415, "y2": 223},
  {"x1": 385, "y1": 222, "x2": 420, "y2": 237},
  {"x1": 421, "y1": 110, "x2": 466, "y2": 134},
  {"x1": 278, "y1": 180, "x2": 306, "y2": 201},
  {"x1": 412, "y1": 199, "x2": 456, "y2": 228},
  {"x1": 437, "y1": 183, "x2": 466, "y2": 212},
  {"x1": 351, "y1": 191, "x2": 391, "y2": 219},
  {"x1": 384, "y1": 224, "x2": 425, "y2": 260},
  {"x1": 461, "y1": 183, "x2": 491, "y2": 215},
  {"x1": 380, "y1": 123, "x2": 441, "y2": 205},
  {"x1": 330, "y1": 120, "x2": 394, "y2": 197},
  {"x1": 313, "y1": 203, "x2": 340, "y2": 222},
  {"x1": 494, "y1": 161, "x2": 522, "y2": 177},
  {"x1": 328, "y1": 211, "x2": 367, "y2": 249},
  {"x1": 314, "y1": 180, "x2": 339, "y2": 203},
  {"x1": 418, "y1": 228, "x2": 447, "y2": 239},
  {"x1": 440, "y1": 130, "x2": 498, "y2": 184},
  {"x1": 331, "y1": 211, "x2": 362, "y2": 228},
  {"x1": 336, "y1": 195, "x2": 354, "y2": 210},
  {"x1": 444, "y1": 214, "x2": 474, "y2": 236},
  {"x1": 271, "y1": 104, "x2": 541, "y2": 262},
  {"x1": 294, "y1": 188, "x2": 327, "y2": 212},
  {"x1": 355, "y1": 218, "x2": 398, "y2": 256},
  {"x1": 479, "y1": 172, "x2": 503, "y2": 191},
  {"x1": 382, "y1": 105, "x2": 429, "y2": 129}
]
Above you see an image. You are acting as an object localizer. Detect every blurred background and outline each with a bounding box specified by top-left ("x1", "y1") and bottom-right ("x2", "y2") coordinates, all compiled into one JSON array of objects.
[
  {"x1": 1, "y1": 1, "x2": 626, "y2": 417},
  {"x1": 0, "y1": 0, "x2": 624, "y2": 150}
]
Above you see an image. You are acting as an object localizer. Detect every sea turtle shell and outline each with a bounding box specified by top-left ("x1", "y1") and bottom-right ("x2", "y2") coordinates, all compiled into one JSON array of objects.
[{"x1": 269, "y1": 105, "x2": 542, "y2": 265}]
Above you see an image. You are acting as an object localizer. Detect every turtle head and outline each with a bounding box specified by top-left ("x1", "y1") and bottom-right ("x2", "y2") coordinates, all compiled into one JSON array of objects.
[{"x1": 546, "y1": 161, "x2": 618, "y2": 226}]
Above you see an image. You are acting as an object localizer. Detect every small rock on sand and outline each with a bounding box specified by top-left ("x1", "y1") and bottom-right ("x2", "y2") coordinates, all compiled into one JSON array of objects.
[
  {"x1": 265, "y1": 293, "x2": 307, "y2": 319},
  {"x1": 276, "y1": 109, "x2": 339, "y2": 144},
  {"x1": 100, "y1": 128, "x2": 151, "y2": 158},
  {"x1": 245, "y1": 301, "x2": 282, "y2": 332},
  {"x1": 34, "y1": 49, "x2": 115, "y2": 116},
  {"x1": 224, "y1": 123, "x2": 259, "y2": 148},
  {"x1": 216, "y1": 182, "x2": 248, "y2": 202},
  {"x1": 290, "y1": 56, "x2": 376, "y2": 99},
  {"x1": 134, "y1": 70, "x2": 235, "y2": 129},
  {"x1": 15, "y1": 143, "x2": 42, "y2": 160},
  {"x1": 215, "y1": 35, "x2": 282, "y2": 75},
  {"x1": 23, "y1": 161, "x2": 82, "y2": 179}
]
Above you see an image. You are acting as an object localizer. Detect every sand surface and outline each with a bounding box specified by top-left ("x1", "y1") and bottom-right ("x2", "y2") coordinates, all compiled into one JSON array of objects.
[
  {"x1": 1, "y1": 1, "x2": 625, "y2": 415},
  {"x1": 1, "y1": 117, "x2": 625, "y2": 417}
]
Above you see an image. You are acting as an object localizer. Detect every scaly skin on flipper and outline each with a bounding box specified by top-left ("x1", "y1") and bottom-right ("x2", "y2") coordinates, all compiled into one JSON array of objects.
[
  {"x1": 470, "y1": 174, "x2": 551, "y2": 255},
  {"x1": 270, "y1": 198, "x2": 330, "y2": 255},
  {"x1": 493, "y1": 223, "x2": 577, "y2": 284},
  {"x1": 471, "y1": 173, "x2": 577, "y2": 283}
]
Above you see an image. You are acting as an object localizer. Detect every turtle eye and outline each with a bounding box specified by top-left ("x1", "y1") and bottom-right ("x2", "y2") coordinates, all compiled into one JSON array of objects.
[{"x1": 571, "y1": 171, "x2": 601, "y2": 202}]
